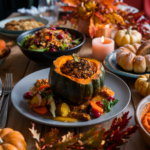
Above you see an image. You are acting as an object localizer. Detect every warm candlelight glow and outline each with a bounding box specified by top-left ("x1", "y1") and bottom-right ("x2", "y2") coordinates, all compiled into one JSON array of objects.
[
  {"x1": 101, "y1": 36, "x2": 104, "y2": 43},
  {"x1": 92, "y1": 37, "x2": 114, "y2": 60}
]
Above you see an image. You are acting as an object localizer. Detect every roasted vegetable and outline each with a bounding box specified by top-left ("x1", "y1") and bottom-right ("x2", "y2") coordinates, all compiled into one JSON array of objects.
[
  {"x1": 56, "y1": 102, "x2": 70, "y2": 117},
  {"x1": 53, "y1": 117, "x2": 78, "y2": 122},
  {"x1": 68, "y1": 112, "x2": 91, "y2": 121},
  {"x1": 49, "y1": 55, "x2": 105, "y2": 105}
]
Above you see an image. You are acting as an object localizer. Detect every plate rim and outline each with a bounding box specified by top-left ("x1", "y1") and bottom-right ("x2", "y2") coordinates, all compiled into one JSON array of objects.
[
  {"x1": 103, "y1": 51, "x2": 141, "y2": 78},
  {"x1": 11, "y1": 68, "x2": 131, "y2": 127},
  {"x1": 0, "y1": 16, "x2": 50, "y2": 35}
]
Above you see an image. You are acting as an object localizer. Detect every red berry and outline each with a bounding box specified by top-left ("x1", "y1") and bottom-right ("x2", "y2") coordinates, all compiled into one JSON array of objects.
[
  {"x1": 96, "y1": 101, "x2": 104, "y2": 107},
  {"x1": 49, "y1": 48, "x2": 56, "y2": 52},
  {"x1": 107, "y1": 96, "x2": 115, "y2": 101},
  {"x1": 92, "y1": 109, "x2": 101, "y2": 118},
  {"x1": 24, "y1": 92, "x2": 32, "y2": 99},
  {"x1": 35, "y1": 31, "x2": 40, "y2": 36},
  {"x1": 57, "y1": 34, "x2": 64, "y2": 39},
  {"x1": 72, "y1": 35, "x2": 76, "y2": 39},
  {"x1": 50, "y1": 27, "x2": 56, "y2": 30},
  {"x1": 28, "y1": 38, "x2": 32, "y2": 42},
  {"x1": 48, "y1": 32, "x2": 52, "y2": 36},
  {"x1": 47, "y1": 38, "x2": 51, "y2": 41},
  {"x1": 35, "y1": 39, "x2": 40, "y2": 45}
]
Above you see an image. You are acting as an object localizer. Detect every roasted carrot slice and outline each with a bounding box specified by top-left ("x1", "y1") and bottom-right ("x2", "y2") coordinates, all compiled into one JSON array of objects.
[
  {"x1": 34, "y1": 107, "x2": 48, "y2": 115},
  {"x1": 37, "y1": 84, "x2": 50, "y2": 92},
  {"x1": 90, "y1": 101, "x2": 104, "y2": 113}
]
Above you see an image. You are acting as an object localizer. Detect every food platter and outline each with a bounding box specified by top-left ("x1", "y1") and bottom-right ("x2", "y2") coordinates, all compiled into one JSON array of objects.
[
  {"x1": 103, "y1": 51, "x2": 147, "y2": 78},
  {"x1": 0, "y1": 16, "x2": 49, "y2": 37},
  {"x1": 11, "y1": 68, "x2": 131, "y2": 127}
]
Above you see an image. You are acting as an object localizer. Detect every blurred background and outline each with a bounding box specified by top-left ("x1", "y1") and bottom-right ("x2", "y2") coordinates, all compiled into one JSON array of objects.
[{"x1": 0, "y1": 0, "x2": 148, "y2": 20}]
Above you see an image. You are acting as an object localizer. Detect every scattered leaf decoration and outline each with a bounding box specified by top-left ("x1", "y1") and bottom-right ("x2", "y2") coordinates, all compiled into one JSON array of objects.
[
  {"x1": 29, "y1": 111, "x2": 138, "y2": 150},
  {"x1": 29, "y1": 122, "x2": 40, "y2": 142}
]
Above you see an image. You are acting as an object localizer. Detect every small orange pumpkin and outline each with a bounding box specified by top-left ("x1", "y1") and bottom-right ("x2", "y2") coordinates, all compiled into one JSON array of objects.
[{"x1": 0, "y1": 128, "x2": 27, "y2": 150}]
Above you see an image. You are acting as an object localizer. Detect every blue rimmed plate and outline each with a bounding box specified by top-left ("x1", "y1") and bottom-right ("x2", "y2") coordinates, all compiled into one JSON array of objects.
[{"x1": 103, "y1": 51, "x2": 146, "y2": 79}]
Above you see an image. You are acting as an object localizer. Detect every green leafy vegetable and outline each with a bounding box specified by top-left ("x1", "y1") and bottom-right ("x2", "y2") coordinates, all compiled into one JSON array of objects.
[
  {"x1": 102, "y1": 99, "x2": 119, "y2": 112},
  {"x1": 41, "y1": 90, "x2": 51, "y2": 100},
  {"x1": 61, "y1": 43, "x2": 68, "y2": 50},
  {"x1": 18, "y1": 34, "x2": 32, "y2": 47},
  {"x1": 73, "y1": 38, "x2": 81, "y2": 45}
]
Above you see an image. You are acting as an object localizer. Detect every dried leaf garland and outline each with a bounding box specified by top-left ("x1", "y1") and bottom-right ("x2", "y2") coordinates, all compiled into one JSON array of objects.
[{"x1": 29, "y1": 111, "x2": 138, "y2": 150}]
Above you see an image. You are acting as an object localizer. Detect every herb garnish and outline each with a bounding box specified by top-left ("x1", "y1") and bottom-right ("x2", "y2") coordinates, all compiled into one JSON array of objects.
[{"x1": 102, "y1": 99, "x2": 119, "y2": 112}]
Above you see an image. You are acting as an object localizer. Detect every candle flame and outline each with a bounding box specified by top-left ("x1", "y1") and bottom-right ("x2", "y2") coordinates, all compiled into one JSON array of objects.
[{"x1": 101, "y1": 36, "x2": 104, "y2": 43}]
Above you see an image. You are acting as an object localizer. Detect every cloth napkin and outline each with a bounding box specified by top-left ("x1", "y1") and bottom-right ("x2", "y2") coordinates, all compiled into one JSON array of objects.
[{"x1": 17, "y1": 6, "x2": 48, "y2": 16}]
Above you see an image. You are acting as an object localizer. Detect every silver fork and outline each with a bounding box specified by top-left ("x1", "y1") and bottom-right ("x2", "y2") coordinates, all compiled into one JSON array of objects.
[{"x1": 0, "y1": 73, "x2": 13, "y2": 128}]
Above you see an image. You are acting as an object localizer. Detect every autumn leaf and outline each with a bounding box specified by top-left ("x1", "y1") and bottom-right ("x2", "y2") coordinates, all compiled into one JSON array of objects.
[
  {"x1": 89, "y1": 16, "x2": 97, "y2": 38},
  {"x1": 29, "y1": 123, "x2": 40, "y2": 142},
  {"x1": 61, "y1": 6, "x2": 76, "y2": 12},
  {"x1": 40, "y1": 128, "x2": 59, "y2": 149},
  {"x1": 85, "y1": 1, "x2": 97, "y2": 12},
  {"x1": 52, "y1": 132, "x2": 78, "y2": 150},
  {"x1": 80, "y1": 125, "x2": 100, "y2": 141},
  {"x1": 77, "y1": 6, "x2": 86, "y2": 17},
  {"x1": 61, "y1": 0, "x2": 79, "y2": 6}
]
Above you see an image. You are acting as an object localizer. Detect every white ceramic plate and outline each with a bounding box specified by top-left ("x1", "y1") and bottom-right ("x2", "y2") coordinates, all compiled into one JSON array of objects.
[{"x1": 11, "y1": 68, "x2": 131, "y2": 127}]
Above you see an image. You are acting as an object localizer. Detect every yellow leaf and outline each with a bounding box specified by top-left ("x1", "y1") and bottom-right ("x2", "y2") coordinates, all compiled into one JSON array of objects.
[{"x1": 89, "y1": 16, "x2": 97, "y2": 38}]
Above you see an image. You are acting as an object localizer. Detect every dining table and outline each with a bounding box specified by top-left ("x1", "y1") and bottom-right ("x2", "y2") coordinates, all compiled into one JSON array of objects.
[{"x1": 0, "y1": 12, "x2": 150, "y2": 150}]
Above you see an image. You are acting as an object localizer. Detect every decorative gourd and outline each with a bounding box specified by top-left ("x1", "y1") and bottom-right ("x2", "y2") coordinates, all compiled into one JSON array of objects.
[
  {"x1": 0, "y1": 128, "x2": 27, "y2": 150},
  {"x1": 114, "y1": 26, "x2": 142, "y2": 47},
  {"x1": 49, "y1": 55, "x2": 105, "y2": 105},
  {"x1": 135, "y1": 74, "x2": 150, "y2": 97}
]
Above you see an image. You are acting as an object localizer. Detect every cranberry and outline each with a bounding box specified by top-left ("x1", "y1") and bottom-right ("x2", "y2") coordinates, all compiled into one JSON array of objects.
[
  {"x1": 107, "y1": 96, "x2": 115, "y2": 102},
  {"x1": 57, "y1": 34, "x2": 64, "y2": 39},
  {"x1": 50, "y1": 27, "x2": 56, "y2": 30},
  {"x1": 96, "y1": 101, "x2": 104, "y2": 107},
  {"x1": 92, "y1": 109, "x2": 101, "y2": 118},
  {"x1": 24, "y1": 92, "x2": 32, "y2": 99},
  {"x1": 35, "y1": 39, "x2": 40, "y2": 45},
  {"x1": 48, "y1": 32, "x2": 52, "y2": 36},
  {"x1": 25, "y1": 43, "x2": 30, "y2": 48},
  {"x1": 65, "y1": 31, "x2": 69, "y2": 35},
  {"x1": 28, "y1": 38, "x2": 32, "y2": 42},
  {"x1": 47, "y1": 38, "x2": 51, "y2": 41},
  {"x1": 71, "y1": 35, "x2": 76, "y2": 39},
  {"x1": 49, "y1": 48, "x2": 56, "y2": 52}
]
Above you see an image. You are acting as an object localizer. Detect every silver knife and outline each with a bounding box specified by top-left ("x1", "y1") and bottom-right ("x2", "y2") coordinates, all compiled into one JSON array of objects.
[{"x1": 0, "y1": 78, "x2": 2, "y2": 96}]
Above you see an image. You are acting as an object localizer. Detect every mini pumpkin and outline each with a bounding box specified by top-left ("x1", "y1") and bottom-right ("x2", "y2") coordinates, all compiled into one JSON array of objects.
[
  {"x1": 0, "y1": 128, "x2": 27, "y2": 150},
  {"x1": 114, "y1": 26, "x2": 142, "y2": 47},
  {"x1": 135, "y1": 74, "x2": 150, "y2": 97}
]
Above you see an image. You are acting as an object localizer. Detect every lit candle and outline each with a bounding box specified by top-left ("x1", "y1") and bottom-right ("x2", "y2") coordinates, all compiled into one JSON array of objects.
[{"x1": 92, "y1": 36, "x2": 114, "y2": 60}]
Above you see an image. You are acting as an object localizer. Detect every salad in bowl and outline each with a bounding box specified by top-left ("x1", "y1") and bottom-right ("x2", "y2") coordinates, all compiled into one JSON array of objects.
[{"x1": 18, "y1": 27, "x2": 81, "y2": 52}]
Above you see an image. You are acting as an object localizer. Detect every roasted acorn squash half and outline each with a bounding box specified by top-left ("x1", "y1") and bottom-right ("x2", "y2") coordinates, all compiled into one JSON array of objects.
[{"x1": 49, "y1": 55, "x2": 105, "y2": 105}]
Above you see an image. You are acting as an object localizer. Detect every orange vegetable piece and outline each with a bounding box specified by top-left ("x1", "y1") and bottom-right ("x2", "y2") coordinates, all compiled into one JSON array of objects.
[
  {"x1": 45, "y1": 36, "x2": 50, "y2": 40},
  {"x1": 90, "y1": 101, "x2": 104, "y2": 113},
  {"x1": 0, "y1": 40, "x2": 6, "y2": 50},
  {"x1": 34, "y1": 107, "x2": 48, "y2": 115},
  {"x1": 37, "y1": 84, "x2": 50, "y2": 92},
  {"x1": 100, "y1": 87, "x2": 114, "y2": 97}
]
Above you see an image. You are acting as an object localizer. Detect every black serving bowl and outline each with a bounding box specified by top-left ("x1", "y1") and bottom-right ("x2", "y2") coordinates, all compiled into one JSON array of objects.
[{"x1": 17, "y1": 27, "x2": 86, "y2": 65}]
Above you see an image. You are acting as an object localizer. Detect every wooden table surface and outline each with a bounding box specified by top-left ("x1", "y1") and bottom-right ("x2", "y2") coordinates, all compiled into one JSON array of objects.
[{"x1": 0, "y1": 13, "x2": 149, "y2": 150}]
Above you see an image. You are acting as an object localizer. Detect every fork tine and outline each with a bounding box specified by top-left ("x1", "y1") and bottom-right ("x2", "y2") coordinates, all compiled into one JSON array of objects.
[{"x1": 3, "y1": 74, "x2": 7, "y2": 91}]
